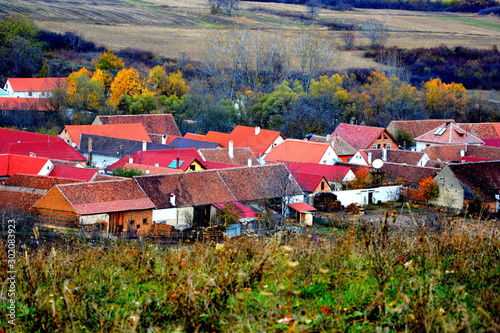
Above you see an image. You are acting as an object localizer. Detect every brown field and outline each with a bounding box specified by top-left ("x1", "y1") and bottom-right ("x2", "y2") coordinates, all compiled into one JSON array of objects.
[{"x1": 1, "y1": 0, "x2": 499, "y2": 69}]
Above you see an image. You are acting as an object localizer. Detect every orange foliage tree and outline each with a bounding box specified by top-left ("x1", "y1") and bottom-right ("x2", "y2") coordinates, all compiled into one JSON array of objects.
[
  {"x1": 417, "y1": 177, "x2": 439, "y2": 202},
  {"x1": 66, "y1": 67, "x2": 106, "y2": 112},
  {"x1": 93, "y1": 51, "x2": 124, "y2": 75},
  {"x1": 424, "y1": 78, "x2": 468, "y2": 120},
  {"x1": 109, "y1": 68, "x2": 152, "y2": 107}
]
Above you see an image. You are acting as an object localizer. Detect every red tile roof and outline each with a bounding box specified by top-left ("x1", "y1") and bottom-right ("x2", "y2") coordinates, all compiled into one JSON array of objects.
[
  {"x1": 5, "y1": 174, "x2": 79, "y2": 190},
  {"x1": 387, "y1": 119, "x2": 455, "y2": 139},
  {"x1": 202, "y1": 161, "x2": 244, "y2": 169},
  {"x1": 358, "y1": 149, "x2": 426, "y2": 166},
  {"x1": 0, "y1": 128, "x2": 86, "y2": 161},
  {"x1": 0, "y1": 154, "x2": 51, "y2": 176},
  {"x1": 212, "y1": 202, "x2": 260, "y2": 220},
  {"x1": 230, "y1": 126, "x2": 284, "y2": 157},
  {"x1": 6, "y1": 77, "x2": 66, "y2": 92},
  {"x1": 415, "y1": 122, "x2": 484, "y2": 145},
  {"x1": 288, "y1": 202, "x2": 316, "y2": 212},
  {"x1": 331, "y1": 123, "x2": 390, "y2": 150},
  {"x1": 55, "y1": 179, "x2": 155, "y2": 215},
  {"x1": 122, "y1": 163, "x2": 182, "y2": 175},
  {"x1": 447, "y1": 161, "x2": 500, "y2": 202},
  {"x1": 457, "y1": 123, "x2": 500, "y2": 139},
  {"x1": 483, "y1": 139, "x2": 500, "y2": 147},
  {"x1": 264, "y1": 139, "x2": 335, "y2": 164},
  {"x1": 0, "y1": 97, "x2": 52, "y2": 111},
  {"x1": 0, "y1": 188, "x2": 43, "y2": 211},
  {"x1": 204, "y1": 131, "x2": 232, "y2": 147},
  {"x1": 95, "y1": 114, "x2": 181, "y2": 142},
  {"x1": 286, "y1": 162, "x2": 352, "y2": 182},
  {"x1": 198, "y1": 148, "x2": 259, "y2": 166},
  {"x1": 107, "y1": 150, "x2": 202, "y2": 172},
  {"x1": 422, "y1": 144, "x2": 465, "y2": 163},
  {"x1": 61, "y1": 124, "x2": 152, "y2": 148},
  {"x1": 48, "y1": 165, "x2": 98, "y2": 182},
  {"x1": 293, "y1": 173, "x2": 328, "y2": 192}
]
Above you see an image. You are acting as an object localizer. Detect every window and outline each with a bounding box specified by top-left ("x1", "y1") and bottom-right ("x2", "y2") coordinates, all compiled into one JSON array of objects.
[
  {"x1": 372, "y1": 144, "x2": 377, "y2": 149},
  {"x1": 190, "y1": 165, "x2": 196, "y2": 171},
  {"x1": 129, "y1": 220, "x2": 135, "y2": 226},
  {"x1": 142, "y1": 218, "x2": 148, "y2": 225},
  {"x1": 387, "y1": 143, "x2": 391, "y2": 149},
  {"x1": 321, "y1": 182, "x2": 325, "y2": 190}
]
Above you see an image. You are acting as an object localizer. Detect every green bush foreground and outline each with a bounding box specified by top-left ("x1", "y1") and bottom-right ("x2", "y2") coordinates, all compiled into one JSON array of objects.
[{"x1": 1, "y1": 219, "x2": 499, "y2": 332}]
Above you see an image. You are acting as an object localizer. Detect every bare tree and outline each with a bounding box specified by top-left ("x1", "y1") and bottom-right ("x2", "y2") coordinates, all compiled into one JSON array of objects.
[
  {"x1": 208, "y1": 0, "x2": 240, "y2": 15},
  {"x1": 305, "y1": 0, "x2": 321, "y2": 19},
  {"x1": 340, "y1": 31, "x2": 356, "y2": 50},
  {"x1": 361, "y1": 19, "x2": 389, "y2": 48}
]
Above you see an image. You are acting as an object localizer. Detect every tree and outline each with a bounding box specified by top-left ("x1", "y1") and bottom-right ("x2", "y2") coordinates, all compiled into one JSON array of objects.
[
  {"x1": 306, "y1": 0, "x2": 321, "y2": 19},
  {"x1": 340, "y1": 31, "x2": 356, "y2": 50},
  {"x1": 93, "y1": 51, "x2": 124, "y2": 75},
  {"x1": 208, "y1": 0, "x2": 240, "y2": 15},
  {"x1": 417, "y1": 177, "x2": 439, "y2": 202},
  {"x1": 109, "y1": 68, "x2": 152, "y2": 107},
  {"x1": 424, "y1": 78, "x2": 468, "y2": 120},
  {"x1": 123, "y1": 93, "x2": 157, "y2": 114},
  {"x1": 111, "y1": 167, "x2": 143, "y2": 178},
  {"x1": 212, "y1": 204, "x2": 241, "y2": 229},
  {"x1": 0, "y1": 14, "x2": 40, "y2": 48},
  {"x1": 67, "y1": 68, "x2": 106, "y2": 112},
  {"x1": 361, "y1": 19, "x2": 389, "y2": 49}
]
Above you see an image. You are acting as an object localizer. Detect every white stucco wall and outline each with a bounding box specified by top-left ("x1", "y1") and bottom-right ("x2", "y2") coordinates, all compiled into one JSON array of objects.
[
  {"x1": 80, "y1": 214, "x2": 109, "y2": 225},
  {"x1": 333, "y1": 185, "x2": 401, "y2": 206}
]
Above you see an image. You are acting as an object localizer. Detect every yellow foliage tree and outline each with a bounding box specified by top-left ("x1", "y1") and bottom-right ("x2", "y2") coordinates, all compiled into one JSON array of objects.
[
  {"x1": 309, "y1": 73, "x2": 346, "y2": 97},
  {"x1": 109, "y1": 68, "x2": 152, "y2": 107},
  {"x1": 92, "y1": 68, "x2": 113, "y2": 92},
  {"x1": 66, "y1": 67, "x2": 106, "y2": 112},
  {"x1": 93, "y1": 51, "x2": 124, "y2": 75},
  {"x1": 164, "y1": 70, "x2": 189, "y2": 97},
  {"x1": 424, "y1": 78, "x2": 468, "y2": 119}
]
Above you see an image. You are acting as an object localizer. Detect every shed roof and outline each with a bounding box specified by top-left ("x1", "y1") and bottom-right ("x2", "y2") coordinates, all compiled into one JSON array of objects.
[
  {"x1": 48, "y1": 165, "x2": 98, "y2": 182},
  {"x1": 288, "y1": 202, "x2": 316, "y2": 212},
  {"x1": 94, "y1": 114, "x2": 181, "y2": 139}
]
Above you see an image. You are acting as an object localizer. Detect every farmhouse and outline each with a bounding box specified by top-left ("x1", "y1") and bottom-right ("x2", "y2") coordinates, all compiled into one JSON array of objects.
[{"x1": 2, "y1": 77, "x2": 66, "y2": 98}]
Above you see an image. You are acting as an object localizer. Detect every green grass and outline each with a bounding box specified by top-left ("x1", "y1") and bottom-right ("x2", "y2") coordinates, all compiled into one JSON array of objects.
[
  {"x1": 441, "y1": 17, "x2": 500, "y2": 31},
  {"x1": 1, "y1": 218, "x2": 498, "y2": 332}
]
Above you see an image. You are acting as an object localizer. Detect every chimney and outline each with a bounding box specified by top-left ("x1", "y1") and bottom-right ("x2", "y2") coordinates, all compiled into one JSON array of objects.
[
  {"x1": 175, "y1": 157, "x2": 180, "y2": 168},
  {"x1": 142, "y1": 141, "x2": 147, "y2": 151},
  {"x1": 460, "y1": 149, "x2": 465, "y2": 157},
  {"x1": 367, "y1": 152, "x2": 372, "y2": 164},
  {"x1": 128, "y1": 156, "x2": 133, "y2": 164},
  {"x1": 169, "y1": 193, "x2": 176, "y2": 206},
  {"x1": 247, "y1": 158, "x2": 252, "y2": 167},
  {"x1": 228, "y1": 140, "x2": 234, "y2": 158},
  {"x1": 255, "y1": 126, "x2": 261, "y2": 135},
  {"x1": 88, "y1": 137, "x2": 93, "y2": 152},
  {"x1": 155, "y1": 162, "x2": 159, "y2": 167},
  {"x1": 382, "y1": 148, "x2": 387, "y2": 162},
  {"x1": 161, "y1": 135, "x2": 167, "y2": 145},
  {"x1": 326, "y1": 134, "x2": 331, "y2": 141}
]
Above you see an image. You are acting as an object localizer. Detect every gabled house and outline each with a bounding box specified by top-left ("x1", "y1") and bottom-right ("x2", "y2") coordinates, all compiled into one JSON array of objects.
[
  {"x1": 59, "y1": 124, "x2": 152, "y2": 148},
  {"x1": 134, "y1": 164, "x2": 303, "y2": 229},
  {"x1": 264, "y1": 139, "x2": 339, "y2": 165},
  {"x1": 349, "y1": 149, "x2": 429, "y2": 167},
  {"x1": 0, "y1": 154, "x2": 53, "y2": 180},
  {"x1": 93, "y1": 114, "x2": 181, "y2": 143},
  {"x1": 2, "y1": 77, "x2": 66, "y2": 98},
  {"x1": 198, "y1": 146, "x2": 259, "y2": 166},
  {"x1": 386, "y1": 119, "x2": 455, "y2": 147},
  {"x1": 431, "y1": 161, "x2": 500, "y2": 212},
  {"x1": 307, "y1": 134, "x2": 357, "y2": 162},
  {"x1": 106, "y1": 150, "x2": 205, "y2": 173},
  {"x1": 30, "y1": 179, "x2": 156, "y2": 234},
  {"x1": 292, "y1": 173, "x2": 332, "y2": 202},
  {"x1": 0, "y1": 128, "x2": 86, "y2": 162},
  {"x1": 287, "y1": 202, "x2": 317, "y2": 227},
  {"x1": 331, "y1": 123, "x2": 398, "y2": 151},
  {"x1": 286, "y1": 162, "x2": 355, "y2": 191},
  {"x1": 414, "y1": 122, "x2": 484, "y2": 152},
  {"x1": 230, "y1": 126, "x2": 285, "y2": 161},
  {"x1": 78, "y1": 134, "x2": 171, "y2": 169}
]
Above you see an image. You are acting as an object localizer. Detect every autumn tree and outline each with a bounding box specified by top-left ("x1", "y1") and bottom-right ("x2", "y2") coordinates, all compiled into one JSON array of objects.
[
  {"x1": 361, "y1": 19, "x2": 389, "y2": 49},
  {"x1": 424, "y1": 78, "x2": 468, "y2": 120},
  {"x1": 92, "y1": 68, "x2": 113, "y2": 92},
  {"x1": 417, "y1": 177, "x2": 439, "y2": 202},
  {"x1": 122, "y1": 94, "x2": 156, "y2": 114},
  {"x1": 93, "y1": 51, "x2": 124, "y2": 75},
  {"x1": 66, "y1": 68, "x2": 106, "y2": 112},
  {"x1": 149, "y1": 67, "x2": 189, "y2": 97},
  {"x1": 109, "y1": 68, "x2": 152, "y2": 107},
  {"x1": 208, "y1": 0, "x2": 240, "y2": 15}
]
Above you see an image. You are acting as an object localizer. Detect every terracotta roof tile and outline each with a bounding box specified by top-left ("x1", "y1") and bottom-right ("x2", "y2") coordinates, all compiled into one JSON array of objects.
[
  {"x1": 198, "y1": 148, "x2": 259, "y2": 166},
  {"x1": 0, "y1": 188, "x2": 43, "y2": 211},
  {"x1": 387, "y1": 119, "x2": 455, "y2": 139},
  {"x1": 286, "y1": 162, "x2": 352, "y2": 182},
  {"x1": 422, "y1": 144, "x2": 465, "y2": 163},
  {"x1": 122, "y1": 163, "x2": 182, "y2": 175},
  {"x1": 5, "y1": 174, "x2": 79, "y2": 190},
  {"x1": 230, "y1": 126, "x2": 284, "y2": 157},
  {"x1": 457, "y1": 123, "x2": 500, "y2": 139},
  {"x1": 331, "y1": 123, "x2": 389, "y2": 150},
  {"x1": 465, "y1": 145, "x2": 500, "y2": 160},
  {"x1": 293, "y1": 173, "x2": 327, "y2": 192},
  {"x1": 264, "y1": 139, "x2": 336, "y2": 164},
  {"x1": 0, "y1": 97, "x2": 52, "y2": 111},
  {"x1": 359, "y1": 149, "x2": 425, "y2": 165},
  {"x1": 415, "y1": 122, "x2": 484, "y2": 145},
  {"x1": 288, "y1": 202, "x2": 316, "y2": 212},
  {"x1": 202, "y1": 161, "x2": 244, "y2": 169},
  {"x1": 448, "y1": 161, "x2": 500, "y2": 201},
  {"x1": 95, "y1": 114, "x2": 181, "y2": 141},
  {"x1": 0, "y1": 128, "x2": 86, "y2": 161},
  {"x1": 380, "y1": 162, "x2": 440, "y2": 186},
  {"x1": 55, "y1": 179, "x2": 155, "y2": 215},
  {"x1": 61, "y1": 124, "x2": 152, "y2": 148}
]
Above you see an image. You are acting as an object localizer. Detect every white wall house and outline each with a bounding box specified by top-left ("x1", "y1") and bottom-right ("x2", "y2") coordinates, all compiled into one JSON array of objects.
[{"x1": 333, "y1": 185, "x2": 401, "y2": 206}]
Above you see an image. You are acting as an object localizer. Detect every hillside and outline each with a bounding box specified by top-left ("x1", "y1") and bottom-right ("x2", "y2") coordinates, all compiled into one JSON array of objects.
[{"x1": 2, "y1": 0, "x2": 499, "y2": 70}]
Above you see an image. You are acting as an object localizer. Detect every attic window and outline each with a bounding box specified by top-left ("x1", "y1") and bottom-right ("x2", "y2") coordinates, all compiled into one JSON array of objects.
[
  {"x1": 434, "y1": 128, "x2": 446, "y2": 136},
  {"x1": 168, "y1": 160, "x2": 184, "y2": 168}
]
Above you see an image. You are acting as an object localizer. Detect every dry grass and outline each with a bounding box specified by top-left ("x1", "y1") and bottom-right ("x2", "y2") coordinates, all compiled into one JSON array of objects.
[{"x1": 3, "y1": 0, "x2": 500, "y2": 69}]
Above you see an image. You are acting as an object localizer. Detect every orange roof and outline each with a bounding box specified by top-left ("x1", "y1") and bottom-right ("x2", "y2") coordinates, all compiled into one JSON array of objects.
[
  {"x1": 183, "y1": 133, "x2": 207, "y2": 141},
  {"x1": 62, "y1": 124, "x2": 152, "y2": 147},
  {"x1": 205, "y1": 131, "x2": 232, "y2": 147},
  {"x1": 230, "y1": 126, "x2": 284, "y2": 156},
  {"x1": 6, "y1": 77, "x2": 66, "y2": 92},
  {"x1": 0, "y1": 97, "x2": 52, "y2": 111},
  {"x1": 264, "y1": 140, "x2": 335, "y2": 164}
]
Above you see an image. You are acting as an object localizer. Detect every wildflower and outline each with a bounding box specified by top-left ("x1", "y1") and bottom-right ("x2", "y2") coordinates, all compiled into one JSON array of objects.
[{"x1": 215, "y1": 243, "x2": 225, "y2": 251}]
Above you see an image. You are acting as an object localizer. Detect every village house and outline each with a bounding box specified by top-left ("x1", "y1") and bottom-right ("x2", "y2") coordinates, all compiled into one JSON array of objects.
[
  {"x1": 307, "y1": 134, "x2": 357, "y2": 162},
  {"x1": 386, "y1": 119, "x2": 456, "y2": 148},
  {"x1": 106, "y1": 150, "x2": 205, "y2": 173},
  {"x1": 286, "y1": 162, "x2": 356, "y2": 191},
  {"x1": 30, "y1": 179, "x2": 156, "y2": 234},
  {"x1": 349, "y1": 148, "x2": 429, "y2": 167},
  {"x1": 431, "y1": 161, "x2": 500, "y2": 213},
  {"x1": 0, "y1": 154, "x2": 54, "y2": 181},
  {"x1": 2, "y1": 77, "x2": 66, "y2": 98},
  {"x1": 198, "y1": 146, "x2": 259, "y2": 166},
  {"x1": 92, "y1": 114, "x2": 181, "y2": 144},
  {"x1": 264, "y1": 139, "x2": 339, "y2": 165},
  {"x1": 414, "y1": 121, "x2": 484, "y2": 152},
  {"x1": 331, "y1": 123, "x2": 398, "y2": 151},
  {"x1": 134, "y1": 164, "x2": 303, "y2": 229},
  {"x1": 59, "y1": 124, "x2": 152, "y2": 149}
]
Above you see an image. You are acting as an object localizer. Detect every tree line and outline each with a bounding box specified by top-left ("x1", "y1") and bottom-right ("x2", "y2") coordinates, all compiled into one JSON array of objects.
[{"x1": 0, "y1": 14, "x2": 498, "y2": 138}]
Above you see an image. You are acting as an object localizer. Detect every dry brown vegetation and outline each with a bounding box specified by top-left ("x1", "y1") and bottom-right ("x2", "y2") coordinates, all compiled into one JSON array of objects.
[{"x1": 2, "y1": 0, "x2": 497, "y2": 70}]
